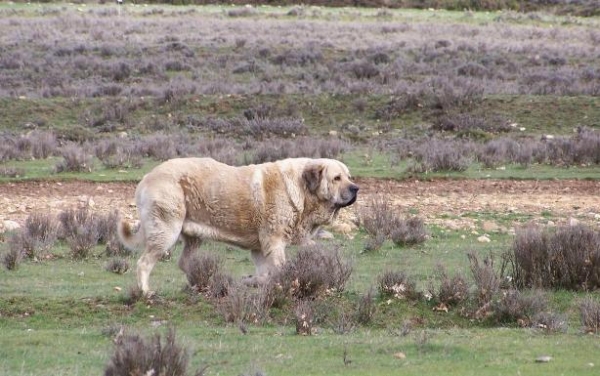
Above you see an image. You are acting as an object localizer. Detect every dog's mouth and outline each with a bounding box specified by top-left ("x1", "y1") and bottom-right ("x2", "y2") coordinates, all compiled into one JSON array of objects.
[{"x1": 335, "y1": 193, "x2": 357, "y2": 209}]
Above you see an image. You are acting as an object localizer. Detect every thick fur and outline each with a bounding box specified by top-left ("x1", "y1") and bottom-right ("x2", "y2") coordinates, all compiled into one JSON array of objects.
[{"x1": 118, "y1": 157, "x2": 359, "y2": 294}]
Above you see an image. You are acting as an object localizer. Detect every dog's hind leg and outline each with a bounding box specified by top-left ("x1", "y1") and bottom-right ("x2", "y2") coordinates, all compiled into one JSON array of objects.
[{"x1": 137, "y1": 218, "x2": 182, "y2": 295}]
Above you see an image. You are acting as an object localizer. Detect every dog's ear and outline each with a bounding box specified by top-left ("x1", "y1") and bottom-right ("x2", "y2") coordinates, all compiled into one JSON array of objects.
[{"x1": 303, "y1": 162, "x2": 324, "y2": 193}]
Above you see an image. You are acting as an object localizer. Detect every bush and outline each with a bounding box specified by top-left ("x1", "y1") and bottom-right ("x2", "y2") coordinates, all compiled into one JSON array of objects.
[
  {"x1": 492, "y1": 289, "x2": 548, "y2": 326},
  {"x1": 360, "y1": 195, "x2": 427, "y2": 249},
  {"x1": 294, "y1": 300, "x2": 314, "y2": 335},
  {"x1": 377, "y1": 270, "x2": 420, "y2": 301},
  {"x1": 59, "y1": 207, "x2": 101, "y2": 259},
  {"x1": 272, "y1": 244, "x2": 353, "y2": 300},
  {"x1": 510, "y1": 224, "x2": 600, "y2": 291},
  {"x1": 355, "y1": 288, "x2": 377, "y2": 325},
  {"x1": 16, "y1": 213, "x2": 60, "y2": 260},
  {"x1": 579, "y1": 297, "x2": 600, "y2": 334},
  {"x1": 104, "y1": 327, "x2": 205, "y2": 376},
  {"x1": 412, "y1": 138, "x2": 472, "y2": 173},
  {"x1": 468, "y1": 251, "x2": 501, "y2": 308},
  {"x1": 105, "y1": 258, "x2": 130, "y2": 274},
  {"x1": 2, "y1": 245, "x2": 22, "y2": 270},
  {"x1": 390, "y1": 216, "x2": 428, "y2": 246},
  {"x1": 217, "y1": 285, "x2": 274, "y2": 325},
  {"x1": 430, "y1": 264, "x2": 469, "y2": 307},
  {"x1": 360, "y1": 195, "x2": 397, "y2": 238},
  {"x1": 55, "y1": 143, "x2": 93, "y2": 173},
  {"x1": 183, "y1": 252, "x2": 223, "y2": 294}
]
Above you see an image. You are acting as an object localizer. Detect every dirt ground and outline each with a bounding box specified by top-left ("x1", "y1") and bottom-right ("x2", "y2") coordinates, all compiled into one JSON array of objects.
[{"x1": 1, "y1": 178, "x2": 599, "y2": 232}]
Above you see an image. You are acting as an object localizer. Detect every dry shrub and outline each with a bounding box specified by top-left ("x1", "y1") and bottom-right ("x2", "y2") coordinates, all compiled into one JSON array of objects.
[
  {"x1": 16, "y1": 213, "x2": 60, "y2": 259},
  {"x1": 532, "y1": 311, "x2": 568, "y2": 333},
  {"x1": 510, "y1": 224, "x2": 600, "y2": 291},
  {"x1": 360, "y1": 195, "x2": 427, "y2": 250},
  {"x1": 430, "y1": 264, "x2": 469, "y2": 307},
  {"x1": 377, "y1": 270, "x2": 420, "y2": 301},
  {"x1": 183, "y1": 252, "x2": 222, "y2": 294},
  {"x1": 104, "y1": 327, "x2": 205, "y2": 376},
  {"x1": 122, "y1": 285, "x2": 144, "y2": 306},
  {"x1": 579, "y1": 297, "x2": 600, "y2": 334},
  {"x1": 105, "y1": 258, "x2": 130, "y2": 275},
  {"x1": 55, "y1": 143, "x2": 93, "y2": 173},
  {"x1": 390, "y1": 217, "x2": 428, "y2": 246},
  {"x1": 2, "y1": 245, "x2": 22, "y2": 270},
  {"x1": 355, "y1": 288, "x2": 377, "y2": 325},
  {"x1": 411, "y1": 138, "x2": 472, "y2": 173},
  {"x1": 468, "y1": 251, "x2": 501, "y2": 309},
  {"x1": 59, "y1": 207, "x2": 101, "y2": 259},
  {"x1": 492, "y1": 289, "x2": 548, "y2": 326},
  {"x1": 294, "y1": 300, "x2": 314, "y2": 335},
  {"x1": 272, "y1": 244, "x2": 353, "y2": 300},
  {"x1": 29, "y1": 130, "x2": 59, "y2": 159},
  {"x1": 360, "y1": 194, "x2": 397, "y2": 239},
  {"x1": 0, "y1": 166, "x2": 25, "y2": 178},
  {"x1": 105, "y1": 231, "x2": 132, "y2": 257},
  {"x1": 217, "y1": 285, "x2": 274, "y2": 325}
]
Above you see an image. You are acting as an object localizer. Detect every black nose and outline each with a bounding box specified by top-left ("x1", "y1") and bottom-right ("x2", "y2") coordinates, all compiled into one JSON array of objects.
[{"x1": 349, "y1": 184, "x2": 359, "y2": 194}]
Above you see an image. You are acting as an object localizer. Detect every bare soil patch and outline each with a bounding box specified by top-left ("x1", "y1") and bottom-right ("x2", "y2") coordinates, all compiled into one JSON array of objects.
[{"x1": 1, "y1": 178, "x2": 599, "y2": 231}]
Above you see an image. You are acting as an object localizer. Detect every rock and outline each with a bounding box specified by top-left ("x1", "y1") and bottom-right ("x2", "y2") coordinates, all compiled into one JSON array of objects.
[
  {"x1": 328, "y1": 130, "x2": 338, "y2": 137},
  {"x1": 481, "y1": 221, "x2": 500, "y2": 233},
  {"x1": 568, "y1": 217, "x2": 579, "y2": 226},
  {"x1": 477, "y1": 235, "x2": 491, "y2": 243},
  {"x1": 3, "y1": 220, "x2": 21, "y2": 232},
  {"x1": 315, "y1": 228, "x2": 334, "y2": 240},
  {"x1": 535, "y1": 356, "x2": 552, "y2": 363},
  {"x1": 394, "y1": 352, "x2": 406, "y2": 359}
]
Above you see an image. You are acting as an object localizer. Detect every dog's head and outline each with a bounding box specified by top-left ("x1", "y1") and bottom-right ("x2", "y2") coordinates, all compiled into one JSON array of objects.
[{"x1": 303, "y1": 159, "x2": 359, "y2": 209}]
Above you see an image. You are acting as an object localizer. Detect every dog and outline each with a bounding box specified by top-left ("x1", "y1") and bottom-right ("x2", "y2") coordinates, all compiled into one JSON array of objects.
[{"x1": 118, "y1": 157, "x2": 359, "y2": 295}]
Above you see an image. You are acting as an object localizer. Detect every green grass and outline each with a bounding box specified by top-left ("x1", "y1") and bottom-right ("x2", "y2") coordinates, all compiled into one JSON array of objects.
[
  {"x1": 1, "y1": 3, "x2": 600, "y2": 375},
  {"x1": 1, "y1": 229, "x2": 597, "y2": 375},
  {"x1": 4, "y1": 151, "x2": 600, "y2": 183}
]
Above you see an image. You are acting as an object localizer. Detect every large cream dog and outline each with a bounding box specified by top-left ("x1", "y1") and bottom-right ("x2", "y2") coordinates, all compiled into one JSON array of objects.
[{"x1": 118, "y1": 157, "x2": 359, "y2": 295}]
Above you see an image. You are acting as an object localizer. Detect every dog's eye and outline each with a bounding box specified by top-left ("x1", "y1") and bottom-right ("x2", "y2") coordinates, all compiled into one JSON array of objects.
[{"x1": 333, "y1": 175, "x2": 341, "y2": 182}]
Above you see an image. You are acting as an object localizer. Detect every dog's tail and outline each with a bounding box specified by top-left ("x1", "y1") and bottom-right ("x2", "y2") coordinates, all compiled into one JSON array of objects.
[{"x1": 117, "y1": 219, "x2": 145, "y2": 250}]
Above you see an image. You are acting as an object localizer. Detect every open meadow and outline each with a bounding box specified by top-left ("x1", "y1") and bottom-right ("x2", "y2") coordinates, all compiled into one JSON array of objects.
[{"x1": 1, "y1": 2, "x2": 600, "y2": 375}]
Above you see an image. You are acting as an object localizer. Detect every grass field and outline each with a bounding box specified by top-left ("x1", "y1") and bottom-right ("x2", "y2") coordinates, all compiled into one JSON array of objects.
[{"x1": 1, "y1": 2, "x2": 600, "y2": 375}]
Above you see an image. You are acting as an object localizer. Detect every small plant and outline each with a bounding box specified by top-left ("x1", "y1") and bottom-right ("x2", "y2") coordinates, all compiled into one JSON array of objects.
[
  {"x1": 390, "y1": 216, "x2": 428, "y2": 246},
  {"x1": 217, "y1": 285, "x2": 273, "y2": 325},
  {"x1": 468, "y1": 251, "x2": 501, "y2": 308},
  {"x1": 0, "y1": 166, "x2": 25, "y2": 178},
  {"x1": 59, "y1": 207, "x2": 101, "y2": 259},
  {"x1": 355, "y1": 288, "x2": 377, "y2": 325},
  {"x1": 510, "y1": 224, "x2": 600, "y2": 291},
  {"x1": 2, "y1": 245, "x2": 22, "y2": 270},
  {"x1": 95, "y1": 210, "x2": 119, "y2": 244},
  {"x1": 104, "y1": 327, "x2": 206, "y2": 376},
  {"x1": 360, "y1": 195, "x2": 428, "y2": 250},
  {"x1": 412, "y1": 138, "x2": 472, "y2": 173},
  {"x1": 55, "y1": 143, "x2": 93, "y2": 173},
  {"x1": 17, "y1": 213, "x2": 60, "y2": 260},
  {"x1": 579, "y1": 297, "x2": 600, "y2": 334},
  {"x1": 377, "y1": 270, "x2": 420, "y2": 301},
  {"x1": 294, "y1": 300, "x2": 314, "y2": 335},
  {"x1": 272, "y1": 244, "x2": 352, "y2": 300},
  {"x1": 105, "y1": 258, "x2": 130, "y2": 274},
  {"x1": 430, "y1": 264, "x2": 469, "y2": 307},
  {"x1": 492, "y1": 289, "x2": 548, "y2": 326},
  {"x1": 121, "y1": 285, "x2": 144, "y2": 306},
  {"x1": 532, "y1": 311, "x2": 568, "y2": 333},
  {"x1": 183, "y1": 252, "x2": 222, "y2": 294}
]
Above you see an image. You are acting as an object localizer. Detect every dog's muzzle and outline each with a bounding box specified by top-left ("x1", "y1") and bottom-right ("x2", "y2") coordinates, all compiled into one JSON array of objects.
[{"x1": 337, "y1": 184, "x2": 359, "y2": 208}]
